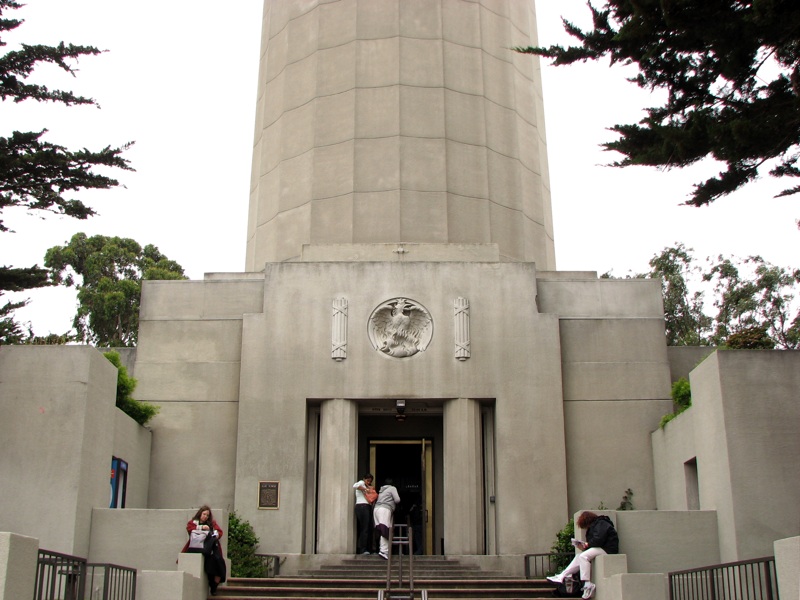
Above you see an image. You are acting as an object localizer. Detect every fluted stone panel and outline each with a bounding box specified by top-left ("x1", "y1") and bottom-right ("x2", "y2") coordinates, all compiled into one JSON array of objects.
[{"x1": 247, "y1": 0, "x2": 554, "y2": 267}]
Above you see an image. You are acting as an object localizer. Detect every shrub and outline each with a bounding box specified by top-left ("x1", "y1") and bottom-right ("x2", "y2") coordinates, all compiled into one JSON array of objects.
[
  {"x1": 725, "y1": 326, "x2": 776, "y2": 349},
  {"x1": 549, "y1": 518, "x2": 575, "y2": 572},
  {"x1": 660, "y1": 377, "x2": 692, "y2": 428},
  {"x1": 228, "y1": 511, "x2": 269, "y2": 578},
  {"x1": 103, "y1": 351, "x2": 159, "y2": 426}
]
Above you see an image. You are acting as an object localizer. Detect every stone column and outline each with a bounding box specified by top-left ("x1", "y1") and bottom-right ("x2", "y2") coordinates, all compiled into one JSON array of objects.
[
  {"x1": 443, "y1": 397, "x2": 484, "y2": 554},
  {"x1": 316, "y1": 398, "x2": 358, "y2": 554}
]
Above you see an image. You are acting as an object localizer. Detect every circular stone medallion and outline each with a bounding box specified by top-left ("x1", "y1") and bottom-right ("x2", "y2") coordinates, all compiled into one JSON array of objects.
[{"x1": 368, "y1": 298, "x2": 433, "y2": 358}]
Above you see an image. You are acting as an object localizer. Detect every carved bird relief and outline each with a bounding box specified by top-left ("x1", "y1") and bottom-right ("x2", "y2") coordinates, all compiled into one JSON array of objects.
[{"x1": 369, "y1": 298, "x2": 433, "y2": 358}]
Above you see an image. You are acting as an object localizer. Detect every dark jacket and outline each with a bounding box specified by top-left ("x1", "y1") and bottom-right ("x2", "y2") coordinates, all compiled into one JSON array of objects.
[{"x1": 585, "y1": 515, "x2": 619, "y2": 554}]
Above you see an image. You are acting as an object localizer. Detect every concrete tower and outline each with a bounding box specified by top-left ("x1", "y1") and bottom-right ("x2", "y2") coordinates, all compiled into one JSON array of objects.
[{"x1": 246, "y1": 0, "x2": 555, "y2": 268}]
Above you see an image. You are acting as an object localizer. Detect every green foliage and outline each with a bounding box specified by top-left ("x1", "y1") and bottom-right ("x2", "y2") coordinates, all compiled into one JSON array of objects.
[
  {"x1": 103, "y1": 351, "x2": 158, "y2": 426},
  {"x1": 672, "y1": 378, "x2": 692, "y2": 411},
  {"x1": 228, "y1": 511, "x2": 270, "y2": 578},
  {"x1": 725, "y1": 326, "x2": 776, "y2": 349},
  {"x1": 28, "y1": 332, "x2": 73, "y2": 345},
  {"x1": 0, "y1": 297, "x2": 29, "y2": 344},
  {"x1": 515, "y1": 1, "x2": 800, "y2": 205},
  {"x1": 0, "y1": 0, "x2": 132, "y2": 338},
  {"x1": 644, "y1": 244, "x2": 712, "y2": 346},
  {"x1": 0, "y1": 264, "x2": 53, "y2": 345},
  {"x1": 617, "y1": 488, "x2": 634, "y2": 511},
  {"x1": 549, "y1": 518, "x2": 575, "y2": 572},
  {"x1": 660, "y1": 378, "x2": 692, "y2": 429},
  {"x1": 45, "y1": 233, "x2": 186, "y2": 346},
  {"x1": 633, "y1": 245, "x2": 799, "y2": 349},
  {"x1": 704, "y1": 257, "x2": 800, "y2": 349}
]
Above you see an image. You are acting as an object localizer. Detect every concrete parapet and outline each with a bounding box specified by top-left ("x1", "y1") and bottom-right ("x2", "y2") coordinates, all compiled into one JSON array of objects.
[
  {"x1": 774, "y1": 536, "x2": 799, "y2": 600},
  {"x1": 0, "y1": 532, "x2": 38, "y2": 600},
  {"x1": 603, "y1": 573, "x2": 667, "y2": 600},
  {"x1": 177, "y1": 552, "x2": 206, "y2": 581},
  {"x1": 88, "y1": 508, "x2": 227, "y2": 572},
  {"x1": 594, "y1": 553, "x2": 628, "y2": 580},
  {"x1": 616, "y1": 510, "x2": 719, "y2": 573},
  {"x1": 136, "y1": 570, "x2": 203, "y2": 600}
]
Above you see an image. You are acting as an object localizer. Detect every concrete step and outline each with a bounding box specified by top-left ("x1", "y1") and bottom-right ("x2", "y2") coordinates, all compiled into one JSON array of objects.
[
  {"x1": 293, "y1": 556, "x2": 509, "y2": 579},
  {"x1": 214, "y1": 577, "x2": 555, "y2": 599},
  {"x1": 209, "y1": 556, "x2": 556, "y2": 599}
]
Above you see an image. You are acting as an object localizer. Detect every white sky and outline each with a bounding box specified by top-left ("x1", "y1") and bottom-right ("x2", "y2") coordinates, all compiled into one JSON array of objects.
[{"x1": 3, "y1": 0, "x2": 798, "y2": 337}]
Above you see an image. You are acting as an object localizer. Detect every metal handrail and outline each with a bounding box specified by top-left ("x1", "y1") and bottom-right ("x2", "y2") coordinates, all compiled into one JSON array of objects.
[
  {"x1": 523, "y1": 553, "x2": 574, "y2": 579},
  {"x1": 35, "y1": 550, "x2": 137, "y2": 600},
  {"x1": 668, "y1": 556, "x2": 779, "y2": 600},
  {"x1": 254, "y1": 554, "x2": 282, "y2": 577},
  {"x1": 382, "y1": 518, "x2": 416, "y2": 600},
  {"x1": 86, "y1": 563, "x2": 137, "y2": 600},
  {"x1": 34, "y1": 549, "x2": 87, "y2": 600}
]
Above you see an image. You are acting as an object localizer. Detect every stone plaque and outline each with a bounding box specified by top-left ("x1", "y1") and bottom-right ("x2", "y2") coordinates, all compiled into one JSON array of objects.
[{"x1": 258, "y1": 481, "x2": 280, "y2": 510}]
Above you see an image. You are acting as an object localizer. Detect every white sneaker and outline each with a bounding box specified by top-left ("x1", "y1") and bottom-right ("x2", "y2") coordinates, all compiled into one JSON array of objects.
[
  {"x1": 546, "y1": 575, "x2": 563, "y2": 584},
  {"x1": 378, "y1": 552, "x2": 388, "y2": 560},
  {"x1": 582, "y1": 581, "x2": 596, "y2": 599}
]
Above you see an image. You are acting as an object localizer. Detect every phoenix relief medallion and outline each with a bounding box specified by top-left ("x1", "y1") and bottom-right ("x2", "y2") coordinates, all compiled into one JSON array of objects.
[{"x1": 368, "y1": 297, "x2": 433, "y2": 358}]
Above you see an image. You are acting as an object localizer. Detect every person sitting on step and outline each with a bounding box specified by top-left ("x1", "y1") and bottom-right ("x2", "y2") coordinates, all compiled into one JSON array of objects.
[{"x1": 547, "y1": 511, "x2": 619, "y2": 599}]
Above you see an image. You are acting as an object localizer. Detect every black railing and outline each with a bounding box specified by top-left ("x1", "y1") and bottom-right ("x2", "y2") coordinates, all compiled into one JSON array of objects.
[
  {"x1": 384, "y1": 522, "x2": 413, "y2": 597},
  {"x1": 34, "y1": 550, "x2": 86, "y2": 600},
  {"x1": 669, "y1": 556, "x2": 780, "y2": 600},
  {"x1": 35, "y1": 550, "x2": 136, "y2": 600},
  {"x1": 523, "y1": 553, "x2": 573, "y2": 579},
  {"x1": 85, "y1": 563, "x2": 136, "y2": 600},
  {"x1": 254, "y1": 554, "x2": 282, "y2": 577}
]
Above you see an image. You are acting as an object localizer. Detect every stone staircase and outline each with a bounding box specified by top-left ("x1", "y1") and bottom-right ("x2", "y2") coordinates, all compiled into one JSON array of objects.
[{"x1": 210, "y1": 555, "x2": 556, "y2": 599}]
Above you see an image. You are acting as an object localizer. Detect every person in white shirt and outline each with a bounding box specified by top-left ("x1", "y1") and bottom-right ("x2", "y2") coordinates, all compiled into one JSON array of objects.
[{"x1": 352, "y1": 473, "x2": 375, "y2": 554}]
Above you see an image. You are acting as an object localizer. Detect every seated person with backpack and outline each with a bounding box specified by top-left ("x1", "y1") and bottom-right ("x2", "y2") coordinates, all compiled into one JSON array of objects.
[{"x1": 547, "y1": 511, "x2": 619, "y2": 599}]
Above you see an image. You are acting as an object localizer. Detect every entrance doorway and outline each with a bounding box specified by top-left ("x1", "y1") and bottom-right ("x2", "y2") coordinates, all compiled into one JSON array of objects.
[{"x1": 369, "y1": 439, "x2": 434, "y2": 555}]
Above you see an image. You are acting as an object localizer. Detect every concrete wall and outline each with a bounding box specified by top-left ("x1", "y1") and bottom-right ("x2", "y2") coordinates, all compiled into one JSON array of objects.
[
  {"x1": 0, "y1": 346, "x2": 117, "y2": 556},
  {"x1": 615, "y1": 510, "x2": 719, "y2": 573},
  {"x1": 666, "y1": 346, "x2": 715, "y2": 383},
  {"x1": 539, "y1": 276, "x2": 673, "y2": 514},
  {"x1": 137, "y1": 278, "x2": 263, "y2": 509},
  {"x1": 654, "y1": 351, "x2": 800, "y2": 561},
  {"x1": 113, "y1": 409, "x2": 152, "y2": 508},
  {"x1": 88, "y1": 508, "x2": 227, "y2": 572},
  {"x1": 652, "y1": 407, "x2": 697, "y2": 511},
  {"x1": 688, "y1": 350, "x2": 800, "y2": 562}
]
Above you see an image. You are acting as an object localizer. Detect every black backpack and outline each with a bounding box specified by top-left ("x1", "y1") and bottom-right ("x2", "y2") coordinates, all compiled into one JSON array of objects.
[{"x1": 553, "y1": 573, "x2": 583, "y2": 598}]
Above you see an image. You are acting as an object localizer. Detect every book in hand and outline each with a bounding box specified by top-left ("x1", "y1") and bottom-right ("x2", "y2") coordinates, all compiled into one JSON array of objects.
[{"x1": 571, "y1": 538, "x2": 585, "y2": 547}]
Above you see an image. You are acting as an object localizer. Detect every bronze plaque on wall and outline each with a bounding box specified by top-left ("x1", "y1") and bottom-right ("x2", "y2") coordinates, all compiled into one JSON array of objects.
[{"x1": 258, "y1": 481, "x2": 280, "y2": 509}]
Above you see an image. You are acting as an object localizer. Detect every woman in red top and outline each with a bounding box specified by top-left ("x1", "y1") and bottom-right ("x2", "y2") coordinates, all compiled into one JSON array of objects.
[{"x1": 182, "y1": 505, "x2": 226, "y2": 595}]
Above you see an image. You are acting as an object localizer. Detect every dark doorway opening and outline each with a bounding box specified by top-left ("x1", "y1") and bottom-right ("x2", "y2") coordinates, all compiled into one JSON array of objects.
[{"x1": 370, "y1": 439, "x2": 431, "y2": 555}]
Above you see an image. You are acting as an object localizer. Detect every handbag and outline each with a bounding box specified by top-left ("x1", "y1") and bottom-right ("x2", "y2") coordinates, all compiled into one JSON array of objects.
[
  {"x1": 364, "y1": 487, "x2": 378, "y2": 504},
  {"x1": 202, "y1": 532, "x2": 219, "y2": 556},
  {"x1": 188, "y1": 529, "x2": 208, "y2": 550}
]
